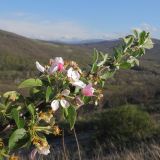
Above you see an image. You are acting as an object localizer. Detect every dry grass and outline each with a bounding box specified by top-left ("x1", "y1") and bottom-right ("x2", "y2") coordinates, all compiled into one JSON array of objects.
[{"x1": 15, "y1": 142, "x2": 160, "y2": 160}]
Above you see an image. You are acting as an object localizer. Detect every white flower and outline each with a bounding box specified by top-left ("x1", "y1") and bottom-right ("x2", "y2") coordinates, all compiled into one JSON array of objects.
[
  {"x1": 51, "y1": 89, "x2": 70, "y2": 111},
  {"x1": 127, "y1": 56, "x2": 139, "y2": 66},
  {"x1": 67, "y1": 67, "x2": 86, "y2": 88},
  {"x1": 55, "y1": 57, "x2": 64, "y2": 65},
  {"x1": 37, "y1": 145, "x2": 50, "y2": 155},
  {"x1": 67, "y1": 67, "x2": 80, "y2": 82},
  {"x1": 61, "y1": 89, "x2": 70, "y2": 96},
  {"x1": 36, "y1": 61, "x2": 45, "y2": 73},
  {"x1": 71, "y1": 81, "x2": 86, "y2": 88}
]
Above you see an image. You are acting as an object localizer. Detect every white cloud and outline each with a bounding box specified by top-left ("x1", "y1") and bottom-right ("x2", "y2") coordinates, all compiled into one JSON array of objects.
[
  {"x1": 0, "y1": 13, "x2": 159, "y2": 41},
  {"x1": 0, "y1": 12, "x2": 125, "y2": 41},
  {"x1": 0, "y1": 19, "x2": 93, "y2": 40},
  {"x1": 133, "y1": 23, "x2": 160, "y2": 39}
]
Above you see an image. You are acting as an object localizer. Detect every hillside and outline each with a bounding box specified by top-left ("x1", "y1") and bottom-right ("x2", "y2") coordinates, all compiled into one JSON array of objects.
[
  {"x1": 0, "y1": 30, "x2": 92, "y2": 69},
  {"x1": 0, "y1": 30, "x2": 159, "y2": 110},
  {"x1": 0, "y1": 30, "x2": 92, "y2": 91}
]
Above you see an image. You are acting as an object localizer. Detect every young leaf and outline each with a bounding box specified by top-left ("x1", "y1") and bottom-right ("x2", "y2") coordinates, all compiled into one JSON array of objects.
[
  {"x1": 65, "y1": 106, "x2": 77, "y2": 130},
  {"x1": 11, "y1": 108, "x2": 25, "y2": 129},
  {"x1": 46, "y1": 86, "x2": 53, "y2": 102},
  {"x1": 139, "y1": 31, "x2": 146, "y2": 45},
  {"x1": 93, "y1": 48, "x2": 99, "y2": 63},
  {"x1": 120, "y1": 62, "x2": 132, "y2": 69},
  {"x1": 97, "y1": 54, "x2": 108, "y2": 67},
  {"x1": 91, "y1": 63, "x2": 98, "y2": 73},
  {"x1": 27, "y1": 104, "x2": 35, "y2": 119},
  {"x1": 100, "y1": 71, "x2": 115, "y2": 80},
  {"x1": 18, "y1": 78, "x2": 42, "y2": 89},
  {"x1": 3, "y1": 91, "x2": 20, "y2": 101},
  {"x1": 133, "y1": 29, "x2": 139, "y2": 39},
  {"x1": 123, "y1": 35, "x2": 134, "y2": 48},
  {"x1": 9, "y1": 128, "x2": 27, "y2": 150}
]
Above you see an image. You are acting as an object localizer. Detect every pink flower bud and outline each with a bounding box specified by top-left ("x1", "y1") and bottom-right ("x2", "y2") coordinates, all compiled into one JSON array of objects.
[
  {"x1": 82, "y1": 84, "x2": 94, "y2": 97},
  {"x1": 57, "y1": 63, "x2": 64, "y2": 72}
]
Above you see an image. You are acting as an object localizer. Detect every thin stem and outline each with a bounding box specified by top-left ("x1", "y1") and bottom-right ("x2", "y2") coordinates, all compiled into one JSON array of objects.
[
  {"x1": 73, "y1": 127, "x2": 81, "y2": 160},
  {"x1": 62, "y1": 129, "x2": 68, "y2": 160}
]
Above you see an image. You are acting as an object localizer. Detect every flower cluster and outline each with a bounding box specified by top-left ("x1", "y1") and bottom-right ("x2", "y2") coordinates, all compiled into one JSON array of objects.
[
  {"x1": 36, "y1": 57, "x2": 96, "y2": 112},
  {"x1": 0, "y1": 30, "x2": 153, "y2": 159}
]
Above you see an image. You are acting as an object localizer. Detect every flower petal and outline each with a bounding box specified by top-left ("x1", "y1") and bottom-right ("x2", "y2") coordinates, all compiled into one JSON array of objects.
[
  {"x1": 60, "y1": 99, "x2": 70, "y2": 108},
  {"x1": 67, "y1": 67, "x2": 73, "y2": 78},
  {"x1": 48, "y1": 65, "x2": 58, "y2": 74},
  {"x1": 37, "y1": 146, "x2": 50, "y2": 155},
  {"x1": 30, "y1": 149, "x2": 38, "y2": 160},
  {"x1": 36, "y1": 61, "x2": 45, "y2": 73},
  {"x1": 55, "y1": 57, "x2": 64, "y2": 65},
  {"x1": 82, "y1": 84, "x2": 94, "y2": 96},
  {"x1": 67, "y1": 67, "x2": 80, "y2": 81},
  {"x1": 51, "y1": 100, "x2": 59, "y2": 111},
  {"x1": 71, "y1": 80, "x2": 86, "y2": 88},
  {"x1": 57, "y1": 63, "x2": 64, "y2": 71},
  {"x1": 61, "y1": 89, "x2": 70, "y2": 96}
]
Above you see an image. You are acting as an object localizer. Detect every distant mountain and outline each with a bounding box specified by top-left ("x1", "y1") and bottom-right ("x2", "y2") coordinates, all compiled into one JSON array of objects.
[
  {"x1": 0, "y1": 30, "x2": 92, "y2": 70},
  {"x1": 0, "y1": 29, "x2": 159, "y2": 94}
]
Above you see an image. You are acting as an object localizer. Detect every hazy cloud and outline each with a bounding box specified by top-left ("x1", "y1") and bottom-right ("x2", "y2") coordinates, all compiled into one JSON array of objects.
[
  {"x1": 0, "y1": 13, "x2": 158, "y2": 41},
  {"x1": 0, "y1": 12, "x2": 125, "y2": 41},
  {"x1": 133, "y1": 23, "x2": 160, "y2": 39}
]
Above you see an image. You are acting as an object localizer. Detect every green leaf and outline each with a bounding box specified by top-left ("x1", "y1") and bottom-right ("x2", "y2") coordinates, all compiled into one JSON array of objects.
[
  {"x1": 133, "y1": 30, "x2": 139, "y2": 39},
  {"x1": 82, "y1": 96, "x2": 91, "y2": 104},
  {"x1": 18, "y1": 78, "x2": 42, "y2": 89},
  {"x1": 27, "y1": 104, "x2": 35, "y2": 119},
  {"x1": 46, "y1": 86, "x2": 53, "y2": 102},
  {"x1": 11, "y1": 108, "x2": 25, "y2": 128},
  {"x1": 139, "y1": 31, "x2": 146, "y2": 45},
  {"x1": 97, "y1": 53, "x2": 108, "y2": 67},
  {"x1": 0, "y1": 155, "x2": 4, "y2": 160},
  {"x1": 3, "y1": 91, "x2": 20, "y2": 101},
  {"x1": 100, "y1": 80, "x2": 105, "y2": 88},
  {"x1": 9, "y1": 128, "x2": 27, "y2": 150},
  {"x1": 65, "y1": 106, "x2": 77, "y2": 130},
  {"x1": 120, "y1": 62, "x2": 132, "y2": 69},
  {"x1": 63, "y1": 108, "x2": 68, "y2": 119},
  {"x1": 91, "y1": 63, "x2": 98, "y2": 73},
  {"x1": 100, "y1": 71, "x2": 115, "y2": 80},
  {"x1": 123, "y1": 35, "x2": 134, "y2": 48},
  {"x1": 93, "y1": 48, "x2": 99, "y2": 63},
  {"x1": 132, "y1": 48, "x2": 145, "y2": 57},
  {"x1": 31, "y1": 88, "x2": 40, "y2": 94}
]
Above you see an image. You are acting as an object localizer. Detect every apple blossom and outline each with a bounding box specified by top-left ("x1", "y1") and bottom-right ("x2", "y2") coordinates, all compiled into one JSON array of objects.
[
  {"x1": 37, "y1": 145, "x2": 50, "y2": 155},
  {"x1": 48, "y1": 57, "x2": 64, "y2": 74},
  {"x1": 67, "y1": 67, "x2": 80, "y2": 82},
  {"x1": 82, "y1": 84, "x2": 94, "y2": 96},
  {"x1": 67, "y1": 67, "x2": 86, "y2": 88},
  {"x1": 51, "y1": 89, "x2": 70, "y2": 111}
]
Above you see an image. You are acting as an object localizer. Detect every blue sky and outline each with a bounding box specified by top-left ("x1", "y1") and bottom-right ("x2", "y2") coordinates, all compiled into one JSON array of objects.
[{"x1": 0, "y1": 0, "x2": 159, "y2": 40}]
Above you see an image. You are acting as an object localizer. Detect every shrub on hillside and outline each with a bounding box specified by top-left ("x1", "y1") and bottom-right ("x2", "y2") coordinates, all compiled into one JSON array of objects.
[{"x1": 95, "y1": 105, "x2": 156, "y2": 145}]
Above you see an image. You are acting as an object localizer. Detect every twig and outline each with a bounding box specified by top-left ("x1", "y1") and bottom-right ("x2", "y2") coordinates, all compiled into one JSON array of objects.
[
  {"x1": 62, "y1": 129, "x2": 68, "y2": 160},
  {"x1": 73, "y1": 127, "x2": 81, "y2": 160}
]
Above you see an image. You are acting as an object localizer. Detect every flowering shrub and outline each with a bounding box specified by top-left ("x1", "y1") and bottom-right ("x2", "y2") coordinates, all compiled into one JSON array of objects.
[{"x1": 0, "y1": 30, "x2": 153, "y2": 159}]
